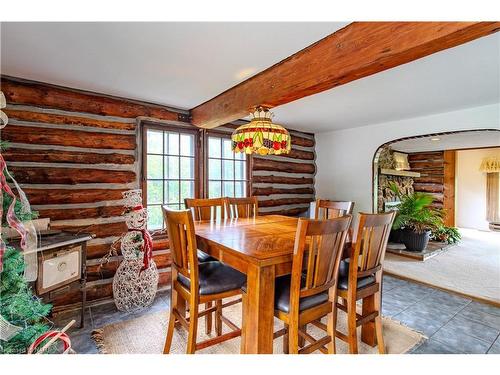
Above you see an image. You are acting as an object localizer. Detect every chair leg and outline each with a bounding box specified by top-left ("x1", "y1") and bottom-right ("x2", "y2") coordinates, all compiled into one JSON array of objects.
[
  {"x1": 163, "y1": 287, "x2": 178, "y2": 354},
  {"x1": 374, "y1": 291, "x2": 385, "y2": 354},
  {"x1": 346, "y1": 293, "x2": 358, "y2": 354},
  {"x1": 288, "y1": 322, "x2": 299, "y2": 354},
  {"x1": 215, "y1": 299, "x2": 223, "y2": 336},
  {"x1": 298, "y1": 325, "x2": 306, "y2": 348},
  {"x1": 327, "y1": 302, "x2": 337, "y2": 354},
  {"x1": 282, "y1": 323, "x2": 289, "y2": 354},
  {"x1": 175, "y1": 294, "x2": 187, "y2": 329},
  {"x1": 361, "y1": 294, "x2": 376, "y2": 347},
  {"x1": 205, "y1": 302, "x2": 212, "y2": 335},
  {"x1": 187, "y1": 299, "x2": 199, "y2": 354},
  {"x1": 240, "y1": 292, "x2": 247, "y2": 354}
]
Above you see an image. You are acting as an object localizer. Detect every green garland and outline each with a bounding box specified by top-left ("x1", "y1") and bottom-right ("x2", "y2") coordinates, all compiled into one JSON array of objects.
[
  {"x1": 0, "y1": 247, "x2": 53, "y2": 354},
  {"x1": 1, "y1": 138, "x2": 50, "y2": 353}
]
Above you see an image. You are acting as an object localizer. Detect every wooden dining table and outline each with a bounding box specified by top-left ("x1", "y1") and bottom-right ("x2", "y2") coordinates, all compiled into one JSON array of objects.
[
  {"x1": 193, "y1": 214, "x2": 371, "y2": 354},
  {"x1": 193, "y1": 214, "x2": 302, "y2": 353}
]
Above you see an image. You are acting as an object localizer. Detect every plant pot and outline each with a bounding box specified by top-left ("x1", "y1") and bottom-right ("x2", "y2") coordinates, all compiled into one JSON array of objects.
[
  {"x1": 389, "y1": 228, "x2": 404, "y2": 243},
  {"x1": 401, "y1": 229, "x2": 431, "y2": 252}
]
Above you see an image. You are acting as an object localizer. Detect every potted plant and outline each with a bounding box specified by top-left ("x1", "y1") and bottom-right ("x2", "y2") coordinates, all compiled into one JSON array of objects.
[
  {"x1": 432, "y1": 226, "x2": 461, "y2": 245},
  {"x1": 389, "y1": 183, "x2": 444, "y2": 251}
]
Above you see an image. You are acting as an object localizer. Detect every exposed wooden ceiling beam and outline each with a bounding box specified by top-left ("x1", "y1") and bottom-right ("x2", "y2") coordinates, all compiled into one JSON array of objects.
[{"x1": 191, "y1": 22, "x2": 500, "y2": 129}]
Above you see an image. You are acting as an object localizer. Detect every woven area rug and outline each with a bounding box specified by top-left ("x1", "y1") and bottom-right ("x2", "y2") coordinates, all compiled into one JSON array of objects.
[{"x1": 92, "y1": 301, "x2": 425, "y2": 354}]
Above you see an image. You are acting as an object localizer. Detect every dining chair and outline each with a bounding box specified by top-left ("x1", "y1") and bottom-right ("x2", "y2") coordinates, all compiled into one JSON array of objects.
[
  {"x1": 183, "y1": 197, "x2": 229, "y2": 334},
  {"x1": 270, "y1": 215, "x2": 352, "y2": 354},
  {"x1": 184, "y1": 198, "x2": 224, "y2": 263},
  {"x1": 184, "y1": 197, "x2": 226, "y2": 221},
  {"x1": 225, "y1": 196, "x2": 258, "y2": 219},
  {"x1": 162, "y1": 207, "x2": 246, "y2": 354},
  {"x1": 314, "y1": 199, "x2": 355, "y2": 219},
  {"x1": 335, "y1": 211, "x2": 396, "y2": 354}
]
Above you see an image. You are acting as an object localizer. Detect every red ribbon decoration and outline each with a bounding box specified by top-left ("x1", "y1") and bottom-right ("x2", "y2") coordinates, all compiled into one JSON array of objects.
[
  {"x1": 125, "y1": 203, "x2": 153, "y2": 272},
  {"x1": 128, "y1": 228, "x2": 153, "y2": 273},
  {"x1": 139, "y1": 228, "x2": 153, "y2": 272},
  {"x1": 0, "y1": 154, "x2": 29, "y2": 272},
  {"x1": 28, "y1": 330, "x2": 71, "y2": 354}
]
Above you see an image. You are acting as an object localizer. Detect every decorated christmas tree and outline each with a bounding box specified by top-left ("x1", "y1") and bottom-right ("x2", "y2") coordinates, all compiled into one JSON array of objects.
[
  {"x1": 1, "y1": 92, "x2": 52, "y2": 354},
  {"x1": 0, "y1": 246, "x2": 52, "y2": 354}
]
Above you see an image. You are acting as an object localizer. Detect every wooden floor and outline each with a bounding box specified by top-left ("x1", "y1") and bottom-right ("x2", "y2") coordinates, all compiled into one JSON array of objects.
[{"x1": 53, "y1": 275, "x2": 500, "y2": 354}]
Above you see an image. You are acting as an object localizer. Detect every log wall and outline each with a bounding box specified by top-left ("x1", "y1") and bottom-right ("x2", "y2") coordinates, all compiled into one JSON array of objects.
[
  {"x1": 0, "y1": 76, "x2": 316, "y2": 309},
  {"x1": 408, "y1": 150, "x2": 455, "y2": 225}
]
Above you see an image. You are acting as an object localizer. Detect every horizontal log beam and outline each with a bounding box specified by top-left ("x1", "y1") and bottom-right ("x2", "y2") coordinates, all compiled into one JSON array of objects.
[
  {"x1": 1, "y1": 125, "x2": 136, "y2": 150},
  {"x1": 258, "y1": 197, "x2": 314, "y2": 208},
  {"x1": 251, "y1": 175, "x2": 314, "y2": 185},
  {"x1": 37, "y1": 206, "x2": 125, "y2": 221},
  {"x1": 1, "y1": 76, "x2": 182, "y2": 122},
  {"x1": 429, "y1": 193, "x2": 444, "y2": 203},
  {"x1": 24, "y1": 188, "x2": 127, "y2": 205},
  {"x1": 86, "y1": 251, "x2": 172, "y2": 281},
  {"x1": 50, "y1": 282, "x2": 114, "y2": 309},
  {"x1": 413, "y1": 176, "x2": 444, "y2": 184},
  {"x1": 191, "y1": 22, "x2": 500, "y2": 128},
  {"x1": 252, "y1": 186, "x2": 314, "y2": 196},
  {"x1": 252, "y1": 158, "x2": 316, "y2": 174},
  {"x1": 4, "y1": 108, "x2": 135, "y2": 130},
  {"x1": 277, "y1": 148, "x2": 315, "y2": 160},
  {"x1": 260, "y1": 207, "x2": 310, "y2": 216},
  {"x1": 8, "y1": 167, "x2": 136, "y2": 185},
  {"x1": 413, "y1": 183, "x2": 444, "y2": 193},
  {"x1": 411, "y1": 169, "x2": 444, "y2": 176},
  {"x1": 291, "y1": 137, "x2": 315, "y2": 148},
  {"x1": 86, "y1": 237, "x2": 170, "y2": 259},
  {"x1": 51, "y1": 221, "x2": 128, "y2": 239},
  {"x1": 408, "y1": 151, "x2": 444, "y2": 161},
  {"x1": 87, "y1": 243, "x2": 116, "y2": 259},
  {"x1": 2, "y1": 148, "x2": 135, "y2": 165},
  {"x1": 409, "y1": 161, "x2": 445, "y2": 169}
]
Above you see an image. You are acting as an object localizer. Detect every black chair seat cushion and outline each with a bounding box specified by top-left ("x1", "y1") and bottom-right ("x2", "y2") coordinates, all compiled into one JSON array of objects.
[
  {"x1": 337, "y1": 259, "x2": 375, "y2": 290},
  {"x1": 177, "y1": 261, "x2": 246, "y2": 295},
  {"x1": 274, "y1": 275, "x2": 329, "y2": 313},
  {"x1": 197, "y1": 250, "x2": 217, "y2": 262}
]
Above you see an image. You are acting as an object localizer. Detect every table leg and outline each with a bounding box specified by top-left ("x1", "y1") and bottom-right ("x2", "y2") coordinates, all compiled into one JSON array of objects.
[{"x1": 242, "y1": 264, "x2": 275, "y2": 354}]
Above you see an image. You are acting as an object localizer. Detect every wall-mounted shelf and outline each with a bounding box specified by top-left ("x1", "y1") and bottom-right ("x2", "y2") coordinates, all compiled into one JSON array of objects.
[{"x1": 380, "y1": 168, "x2": 421, "y2": 178}]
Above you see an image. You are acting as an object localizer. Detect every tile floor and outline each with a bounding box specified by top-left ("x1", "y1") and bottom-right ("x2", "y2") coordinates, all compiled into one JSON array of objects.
[{"x1": 53, "y1": 275, "x2": 500, "y2": 354}]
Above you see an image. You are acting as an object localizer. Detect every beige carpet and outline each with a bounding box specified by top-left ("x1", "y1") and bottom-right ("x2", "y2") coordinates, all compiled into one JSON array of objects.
[
  {"x1": 92, "y1": 301, "x2": 425, "y2": 354},
  {"x1": 384, "y1": 228, "x2": 500, "y2": 304}
]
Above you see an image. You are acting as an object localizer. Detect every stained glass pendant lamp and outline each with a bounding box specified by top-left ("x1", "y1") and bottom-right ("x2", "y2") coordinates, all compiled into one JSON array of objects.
[{"x1": 231, "y1": 106, "x2": 291, "y2": 155}]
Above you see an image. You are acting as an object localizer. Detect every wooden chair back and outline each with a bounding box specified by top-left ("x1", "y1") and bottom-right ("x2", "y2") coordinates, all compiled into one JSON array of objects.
[
  {"x1": 226, "y1": 196, "x2": 258, "y2": 219},
  {"x1": 184, "y1": 198, "x2": 226, "y2": 221},
  {"x1": 314, "y1": 199, "x2": 355, "y2": 219},
  {"x1": 350, "y1": 212, "x2": 396, "y2": 278},
  {"x1": 290, "y1": 215, "x2": 353, "y2": 311},
  {"x1": 162, "y1": 207, "x2": 198, "y2": 285}
]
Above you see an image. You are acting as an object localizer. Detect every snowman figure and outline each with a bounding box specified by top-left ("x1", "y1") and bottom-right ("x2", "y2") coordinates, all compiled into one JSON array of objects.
[{"x1": 112, "y1": 190, "x2": 159, "y2": 312}]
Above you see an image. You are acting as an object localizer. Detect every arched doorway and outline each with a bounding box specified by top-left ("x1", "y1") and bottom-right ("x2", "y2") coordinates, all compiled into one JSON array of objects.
[{"x1": 371, "y1": 129, "x2": 500, "y2": 305}]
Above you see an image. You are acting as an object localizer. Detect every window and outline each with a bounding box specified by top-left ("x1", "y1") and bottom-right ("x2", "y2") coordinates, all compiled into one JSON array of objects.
[
  {"x1": 144, "y1": 126, "x2": 197, "y2": 229},
  {"x1": 207, "y1": 134, "x2": 248, "y2": 198}
]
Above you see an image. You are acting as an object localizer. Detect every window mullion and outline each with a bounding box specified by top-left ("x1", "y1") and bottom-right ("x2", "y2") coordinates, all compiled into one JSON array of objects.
[{"x1": 162, "y1": 132, "x2": 166, "y2": 228}]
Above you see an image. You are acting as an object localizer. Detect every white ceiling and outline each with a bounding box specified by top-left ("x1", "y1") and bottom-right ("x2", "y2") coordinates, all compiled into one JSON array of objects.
[
  {"x1": 1, "y1": 23, "x2": 498, "y2": 133},
  {"x1": 0, "y1": 22, "x2": 347, "y2": 110},
  {"x1": 390, "y1": 130, "x2": 500, "y2": 153}
]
